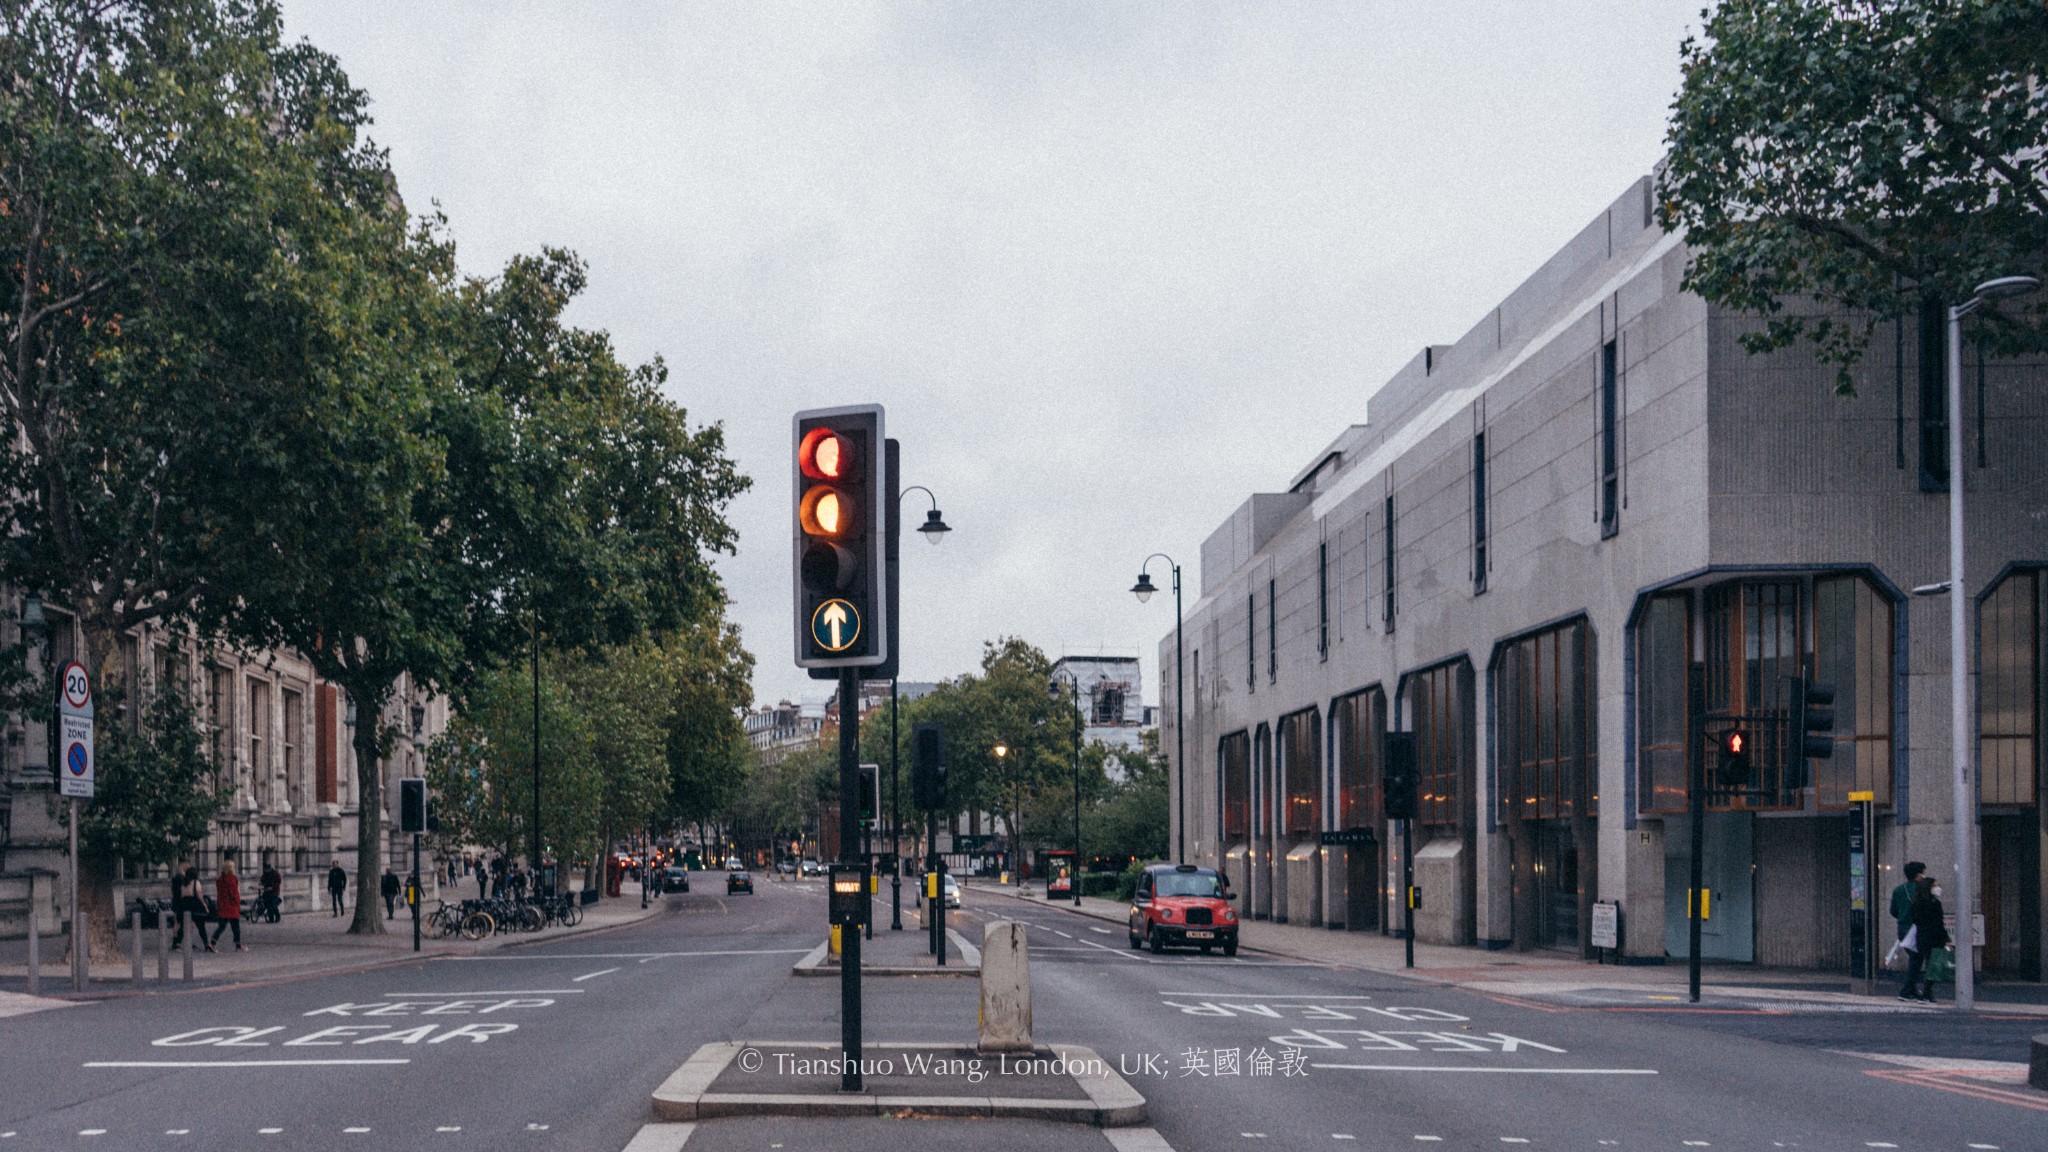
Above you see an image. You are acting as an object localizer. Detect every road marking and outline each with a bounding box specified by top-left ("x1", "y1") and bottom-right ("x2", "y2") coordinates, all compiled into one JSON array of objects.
[
  {"x1": 167, "y1": 1132, "x2": 190, "y2": 1137},
  {"x1": 573, "y1": 968, "x2": 620, "y2": 981},
  {"x1": 258, "y1": 1129, "x2": 281, "y2": 1135},
  {"x1": 1241, "y1": 1135, "x2": 1266, "y2": 1139},
  {"x1": 378, "y1": 989, "x2": 583, "y2": 996},
  {"x1": 436, "y1": 1127, "x2": 461, "y2": 1133},
  {"x1": 1333, "y1": 1136, "x2": 1356, "y2": 1141},
  {"x1": 621, "y1": 1122, "x2": 698, "y2": 1152},
  {"x1": 1053, "y1": 930, "x2": 1073, "y2": 939},
  {"x1": 1315, "y1": 1065, "x2": 1657, "y2": 1074},
  {"x1": 1090, "y1": 927, "x2": 1112, "y2": 934},
  {"x1": 85, "y1": 1059, "x2": 412, "y2": 1067},
  {"x1": 1865, "y1": 1145, "x2": 1897, "y2": 1149},
  {"x1": 1157, "y1": 992, "x2": 1375, "y2": 999},
  {"x1": 449, "y1": 949, "x2": 810, "y2": 960},
  {"x1": 1967, "y1": 1145, "x2": 2000, "y2": 1150},
  {"x1": 79, "y1": 1131, "x2": 106, "y2": 1137},
  {"x1": 1414, "y1": 1138, "x2": 1442, "y2": 1143},
  {"x1": 344, "y1": 1128, "x2": 370, "y2": 1134},
  {"x1": 527, "y1": 1123, "x2": 550, "y2": 1131},
  {"x1": 1501, "y1": 1140, "x2": 1530, "y2": 1145},
  {"x1": 1683, "y1": 1143, "x2": 1709, "y2": 1147}
]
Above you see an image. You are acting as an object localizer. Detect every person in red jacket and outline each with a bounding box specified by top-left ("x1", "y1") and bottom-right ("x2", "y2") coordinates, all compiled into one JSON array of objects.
[{"x1": 210, "y1": 859, "x2": 245, "y2": 952}]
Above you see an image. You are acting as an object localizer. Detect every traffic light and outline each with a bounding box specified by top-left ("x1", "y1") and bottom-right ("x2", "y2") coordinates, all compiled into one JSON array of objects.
[
  {"x1": 858, "y1": 763, "x2": 879, "y2": 828},
  {"x1": 793, "y1": 405, "x2": 888, "y2": 668},
  {"x1": 1787, "y1": 678, "x2": 1836, "y2": 787},
  {"x1": 1716, "y1": 728, "x2": 1753, "y2": 790},
  {"x1": 912, "y1": 723, "x2": 947, "y2": 811},
  {"x1": 1383, "y1": 731, "x2": 1418, "y2": 820},
  {"x1": 399, "y1": 777, "x2": 426, "y2": 834}
]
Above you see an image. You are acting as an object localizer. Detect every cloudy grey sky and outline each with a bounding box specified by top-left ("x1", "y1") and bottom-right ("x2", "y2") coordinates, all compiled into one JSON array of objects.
[{"x1": 279, "y1": 1, "x2": 1702, "y2": 710}]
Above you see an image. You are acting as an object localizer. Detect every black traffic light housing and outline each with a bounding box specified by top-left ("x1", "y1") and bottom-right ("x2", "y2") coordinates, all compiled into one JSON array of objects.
[
  {"x1": 1383, "y1": 731, "x2": 1418, "y2": 821},
  {"x1": 912, "y1": 723, "x2": 947, "y2": 811},
  {"x1": 793, "y1": 405, "x2": 889, "y2": 669},
  {"x1": 828, "y1": 863, "x2": 869, "y2": 927},
  {"x1": 399, "y1": 777, "x2": 426, "y2": 835},
  {"x1": 858, "y1": 763, "x2": 879, "y2": 828},
  {"x1": 1787, "y1": 678, "x2": 1836, "y2": 788}
]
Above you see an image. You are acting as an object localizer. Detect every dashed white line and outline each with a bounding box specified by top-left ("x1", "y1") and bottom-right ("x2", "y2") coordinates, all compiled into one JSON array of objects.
[
  {"x1": 378, "y1": 989, "x2": 583, "y2": 996},
  {"x1": 1090, "y1": 926, "x2": 1112, "y2": 934},
  {"x1": 527, "y1": 1123, "x2": 550, "y2": 1131},
  {"x1": 1967, "y1": 1145, "x2": 2001, "y2": 1150},
  {"x1": 1865, "y1": 1145, "x2": 1897, "y2": 1149},
  {"x1": 343, "y1": 1127, "x2": 370, "y2": 1134},
  {"x1": 1414, "y1": 1138, "x2": 1443, "y2": 1143},
  {"x1": 258, "y1": 1129, "x2": 282, "y2": 1135},
  {"x1": 1333, "y1": 1136, "x2": 1356, "y2": 1141},
  {"x1": 573, "y1": 968, "x2": 621, "y2": 981},
  {"x1": 1501, "y1": 1141, "x2": 1530, "y2": 1146},
  {"x1": 436, "y1": 1127, "x2": 461, "y2": 1133},
  {"x1": 166, "y1": 1132, "x2": 190, "y2": 1137},
  {"x1": 1242, "y1": 1135, "x2": 1267, "y2": 1140},
  {"x1": 1683, "y1": 1144, "x2": 1710, "y2": 1148},
  {"x1": 78, "y1": 1132, "x2": 106, "y2": 1137}
]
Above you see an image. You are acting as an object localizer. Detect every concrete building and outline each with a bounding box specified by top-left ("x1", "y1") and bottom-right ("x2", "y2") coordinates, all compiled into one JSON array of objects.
[
  {"x1": 1051, "y1": 655, "x2": 1158, "y2": 778},
  {"x1": 1162, "y1": 175, "x2": 2047, "y2": 978},
  {"x1": 2, "y1": 589, "x2": 446, "y2": 933}
]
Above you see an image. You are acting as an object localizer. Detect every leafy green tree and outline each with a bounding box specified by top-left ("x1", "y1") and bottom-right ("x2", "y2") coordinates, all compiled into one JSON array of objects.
[
  {"x1": 1, "y1": 0, "x2": 431, "y2": 953},
  {"x1": 81, "y1": 676, "x2": 223, "y2": 870},
  {"x1": 1085, "y1": 735, "x2": 1170, "y2": 865},
  {"x1": 1659, "y1": 0, "x2": 2048, "y2": 389},
  {"x1": 425, "y1": 658, "x2": 596, "y2": 865}
]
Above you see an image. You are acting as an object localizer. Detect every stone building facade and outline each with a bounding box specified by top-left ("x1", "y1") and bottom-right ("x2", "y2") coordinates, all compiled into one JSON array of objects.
[
  {"x1": 1, "y1": 589, "x2": 446, "y2": 932},
  {"x1": 1162, "y1": 176, "x2": 2048, "y2": 977}
]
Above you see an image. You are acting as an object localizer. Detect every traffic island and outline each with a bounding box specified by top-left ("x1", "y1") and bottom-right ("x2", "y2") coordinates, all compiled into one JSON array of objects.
[
  {"x1": 651, "y1": 1041, "x2": 1145, "y2": 1126},
  {"x1": 792, "y1": 924, "x2": 980, "y2": 976}
]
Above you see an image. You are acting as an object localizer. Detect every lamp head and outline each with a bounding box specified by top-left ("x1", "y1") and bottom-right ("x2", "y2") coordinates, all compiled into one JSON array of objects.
[
  {"x1": 19, "y1": 592, "x2": 46, "y2": 638},
  {"x1": 1974, "y1": 275, "x2": 2041, "y2": 302},
  {"x1": 993, "y1": 743, "x2": 1008, "y2": 759},
  {"x1": 918, "y1": 508, "x2": 951, "y2": 544},
  {"x1": 1130, "y1": 572, "x2": 1157, "y2": 603}
]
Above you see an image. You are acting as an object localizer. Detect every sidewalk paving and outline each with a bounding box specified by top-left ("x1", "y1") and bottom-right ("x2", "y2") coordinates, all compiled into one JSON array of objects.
[
  {"x1": 0, "y1": 890, "x2": 667, "y2": 998},
  {"x1": 962, "y1": 879, "x2": 2048, "y2": 1016}
]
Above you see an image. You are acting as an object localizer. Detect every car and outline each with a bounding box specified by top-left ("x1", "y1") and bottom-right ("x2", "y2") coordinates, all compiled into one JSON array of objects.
[
  {"x1": 942, "y1": 874, "x2": 961, "y2": 909},
  {"x1": 799, "y1": 858, "x2": 824, "y2": 877},
  {"x1": 662, "y1": 865, "x2": 690, "y2": 893},
  {"x1": 726, "y1": 869, "x2": 754, "y2": 895},
  {"x1": 725, "y1": 856, "x2": 744, "y2": 871},
  {"x1": 1129, "y1": 863, "x2": 1238, "y2": 956},
  {"x1": 775, "y1": 859, "x2": 797, "y2": 875}
]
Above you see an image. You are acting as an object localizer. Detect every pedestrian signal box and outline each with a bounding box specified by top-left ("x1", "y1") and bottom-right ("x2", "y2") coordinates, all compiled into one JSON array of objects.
[{"x1": 829, "y1": 863, "x2": 870, "y2": 927}]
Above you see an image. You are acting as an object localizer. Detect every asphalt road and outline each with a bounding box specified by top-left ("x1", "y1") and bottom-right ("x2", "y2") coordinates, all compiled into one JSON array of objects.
[{"x1": 4, "y1": 877, "x2": 2042, "y2": 1152}]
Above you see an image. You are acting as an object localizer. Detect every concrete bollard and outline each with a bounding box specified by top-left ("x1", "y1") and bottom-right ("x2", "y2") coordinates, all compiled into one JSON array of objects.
[
  {"x1": 977, "y1": 919, "x2": 1033, "y2": 1054},
  {"x1": 2030, "y1": 1034, "x2": 2047, "y2": 1092},
  {"x1": 131, "y1": 909, "x2": 143, "y2": 987},
  {"x1": 181, "y1": 914, "x2": 194, "y2": 982},
  {"x1": 72, "y1": 909, "x2": 88, "y2": 992},
  {"x1": 157, "y1": 915, "x2": 169, "y2": 986}
]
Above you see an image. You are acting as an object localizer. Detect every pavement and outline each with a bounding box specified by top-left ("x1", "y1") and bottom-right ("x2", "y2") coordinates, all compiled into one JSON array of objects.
[
  {"x1": 962, "y1": 878, "x2": 2048, "y2": 1016},
  {"x1": 0, "y1": 886, "x2": 670, "y2": 995}
]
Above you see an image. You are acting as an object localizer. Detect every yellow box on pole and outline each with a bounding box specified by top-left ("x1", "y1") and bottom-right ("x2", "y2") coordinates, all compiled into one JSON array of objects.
[
  {"x1": 1847, "y1": 790, "x2": 1875, "y2": 803},
  {"x1": 926, "y1": 873, "x2": 939, "y2": 900},
  {"x1": 869, "y1": 876, "x2": 878, "y2": 895},
  {"x1": 829, "y1": 924, "x2": 842, "y2": 957}
]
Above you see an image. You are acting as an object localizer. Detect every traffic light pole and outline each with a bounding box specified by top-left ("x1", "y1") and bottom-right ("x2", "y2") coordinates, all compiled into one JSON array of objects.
[
  {"x1": 1401, "y1": 816, "x2": 1414, "y2": 970},
  {"x1": 890, "y1": 680, "x2": 902, "y2": 930},
  {"x1": 411, "y1": 832, "x2": 422, "y2": 953},
  {"x1": 1687, "y1": 664, "x2": 1706, "y2": 1004},
  {"x1": 836, "y1": 668, "x2": 863, "y2": 1092}
]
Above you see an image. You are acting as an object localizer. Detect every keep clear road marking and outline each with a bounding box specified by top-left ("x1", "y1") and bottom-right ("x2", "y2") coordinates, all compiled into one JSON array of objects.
[
  {"x1": 86, "y1": 1059, "x2": 412, "y2": 1068},
  {"x1": 572, "y1": 968, "x2": 620, "y2": 982},
  {"x1": 1317, "y1": 1065, "x2": 1657, "y2": 1074},
  {"x1": 448, "y1": 949, "x2": 810, "y2": 960},
  {"x1": 378, "y1": 989, "x2": 583, "y2": 996}
]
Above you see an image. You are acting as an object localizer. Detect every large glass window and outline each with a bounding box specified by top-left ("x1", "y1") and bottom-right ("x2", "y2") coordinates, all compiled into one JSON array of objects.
[
  {"x1": 1599, "y1": 340, "x2": 1619, "y2": 538},
  {"x1": 1406, "y1": 660, "x2": 1472, "y2": 830},
  {"x1": 1220, "y1": 731, "x2": 1251, "y2": 842},
  {"x1": 1279, "y1": 709, "x2": 1320, "y2": 837},
  {"x1": 1333, "y1": 688, "x2": 1386, "y2": 830},
  {"x1": 1980, "y1": 570, "x2": 2041, "y2": 808},
  {"x1": 1705, "y1": 581, "x2": 1801, "y2": 809},
  {"x1": 1498, "y1": 620, "x2": 1595, "y2": 822},
  {"x1": 1637, "y1": 595, "x2": 1691, "y2": 814},
  {"x1": 1813, "y1": 575, "x2": 1895, "y2": 807}
]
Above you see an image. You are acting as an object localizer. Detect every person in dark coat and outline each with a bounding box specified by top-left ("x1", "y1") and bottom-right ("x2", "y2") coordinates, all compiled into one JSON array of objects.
[
  {"x1": 171, "y1": 864, "x2": 208, "y2": 950},
  {"x1": 327, "y1": 863, "x2": 348, "y2": 916},
  {"x1": 1900, "y1": 875, "x2": 1951, "y2": 1002},
  {"x1": 258, "y1": 862, "x2": 283, "y2": 922},
  {"x1": 380, "y1": 870, "x2": 401, "y2": 919}
]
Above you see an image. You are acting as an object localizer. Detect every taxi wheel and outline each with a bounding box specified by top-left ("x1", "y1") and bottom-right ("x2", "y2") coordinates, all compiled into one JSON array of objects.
[
  {"x1": 1223, "y1": 940, "x2": 1238, "y2": 958},
  {"x1": 1148, "y1": 927, "x2": 1165, "y2": 954}
]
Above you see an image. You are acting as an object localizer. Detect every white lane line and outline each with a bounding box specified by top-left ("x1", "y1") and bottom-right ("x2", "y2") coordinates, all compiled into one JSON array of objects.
[
  {"x1": 1052, "y1": 930, "x2": 1074, "y2": 939},
  {"x1": 449, "y1": 949, "x2": 810, "y2": 960},
  {"x1": 1090, "y1": 926, "x2": 1112, "y2": 934},
  {"x1": 166, "y1": 1131, "x2": 190, "y2": 1137},
  {"x1": 573, "y1": 968, "x2": 620, "y2": 982},
  {"x1": 1683, "y1": 1143, "x2": 1709, "y2": 1148},
  {"x1": 379, "y1": 989, "x2": 584, "y2": 996},
  {"x1": 343, "y1": 1128, "x2": 370, "y2": 1134},
  {"x1": 1967, "y1": 1145, "x2": 2001, "y2": 1150},
  {"x1": 1865, "y1": 1145, "x2": 1898, "y2": 1149},
  {"x1": 1157, "y1": 992, "x2": 1374, "y2": 998},
  {"x1": 1414, "y1": 1138, "x2": 1442, "y2": 1144},
  {"x1": 1316, "y1": 1065, "x2": 1657, "y2": 1075},
  {"x1": 436, "y1": 1127, "x2": 461, "y2": 1133},
  {"x1": 258, "y1": 1129, "x2": 281, "y2": 1135},
  {"x1": 527, "y1": 1123, "x2": 550, "y2": 1131},
  {"x1": 1062, "y1": 934, "x2": 1146, "y2": 963},
  {"x1": 79, "y1": 1131, "x2": 106, "y2": 1137},
  {"x1": 1501, "y1": 1140, "x2": 1530, "y2": 1145},
  {"x1": 1102, "y1": 1130, "x2": 1176, "y2": 1152},
  {"x1": 1333, "y1": 1136, "x2": 1356, "y2": 1141},
  {"x1": 86, "y1": 1060, "x2": 412, "y2": 1068},
  {"x1": 621, "y1": 1122, "x2": 697, "y2": 1152}
]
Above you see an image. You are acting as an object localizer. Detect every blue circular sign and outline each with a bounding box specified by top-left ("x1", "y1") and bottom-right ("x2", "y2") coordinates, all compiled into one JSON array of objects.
[
  {"x1": 810, "y1": 598, "x2": 861, "y2": 653},
  {"x1": 66, "y1": 742, "x2": 89, "y2": 777}
]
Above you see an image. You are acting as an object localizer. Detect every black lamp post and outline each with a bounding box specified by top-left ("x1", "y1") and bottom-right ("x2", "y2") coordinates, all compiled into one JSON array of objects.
[
  {"x1": 1051, "y1": 673, "x2": 1082, "y2": 907},
  {"x1": 1131, "y1": 555, "x2": 1185, "y2": 862},
  {"x1": 889, "y1": 485, "x2": 949, "y2": 930}
]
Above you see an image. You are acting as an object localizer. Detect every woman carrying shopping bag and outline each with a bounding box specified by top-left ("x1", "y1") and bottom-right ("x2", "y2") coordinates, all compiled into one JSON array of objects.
[{"x1": 1899, "y1": 875, "x2": 1950, "y2": 1002}]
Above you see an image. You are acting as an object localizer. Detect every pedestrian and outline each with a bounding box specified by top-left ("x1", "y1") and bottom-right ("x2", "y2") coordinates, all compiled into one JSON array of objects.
[
  {"x1": 170, "y1": 863, "x2": 207, "y2": 950},
  {"x1": 259, "y1": 861, "x2": 283, "y2": 922},
  {"x1": 477, "y1": 861, "x2": 487, "y2": 899},
  {"x1": 380, "y1": 869, "x2": 400, "y2": 919},
  {"x1": 1889, "y1": 860, "x2": 1925, "y2": 944},
  {"x1": 1899, "y1": 875, "x2": 1951, "y2": 1002},
  {"x1": 209, "y1": 859, "x2": 244, "y2": 952},
  {"x1": 327, "y1": 862, "x2": 348, "y2": 917}
]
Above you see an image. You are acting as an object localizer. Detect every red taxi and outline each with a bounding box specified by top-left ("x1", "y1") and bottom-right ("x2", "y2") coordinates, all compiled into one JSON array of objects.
[{"x1": 1128, "y1": 863, "x2": 1238, "y2": 956}]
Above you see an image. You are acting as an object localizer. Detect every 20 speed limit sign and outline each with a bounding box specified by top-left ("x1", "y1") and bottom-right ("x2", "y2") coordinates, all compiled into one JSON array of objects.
[{"x1": 57, "y1": 661, "x2": 93, "y2": 799}]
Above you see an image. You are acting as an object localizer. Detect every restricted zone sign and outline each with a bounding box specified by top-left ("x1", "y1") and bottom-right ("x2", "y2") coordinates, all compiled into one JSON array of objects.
[{"x1": 57, "y1": 660, "x2": 93, "y2": 799}]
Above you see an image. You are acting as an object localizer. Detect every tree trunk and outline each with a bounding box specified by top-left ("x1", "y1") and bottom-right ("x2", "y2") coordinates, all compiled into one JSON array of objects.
[
  {"x1": 71, "y1": 627, "x2": 128, "y2": 964},
  {"x1": 347, "y1": 684, "x2": 387, "y2": 936}
]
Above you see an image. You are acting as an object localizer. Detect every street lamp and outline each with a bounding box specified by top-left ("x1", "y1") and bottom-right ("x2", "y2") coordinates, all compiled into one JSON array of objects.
[
  {"x1": 994, "y1": 742, "x2": 1021, "y2": 888},
  {"x1": 889, "y1": 484, "x2": 950, "y2": 931},
  {"x1": 1131, "y1": 554, "x2": 1185, "y2": 863},
  {"x1": 1939, "y1": 273, "x2": 2039, "y2": 1012}
]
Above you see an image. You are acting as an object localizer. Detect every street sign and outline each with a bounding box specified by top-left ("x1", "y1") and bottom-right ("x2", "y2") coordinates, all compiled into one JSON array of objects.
[
  {"x1": 811, "y1": 598, "x2": 860, "y2": 652},
  {"x1": 1590, "y1": 901, "x2": 1619, "y2": 950},
  {"x1": 60, "y1": 713, "x2": 93, "y2": 798},
  {"x1": 59, "y1": 660, "x2": 92, "y2": 718},
  {"x1": 1319, "y1": 828, "x2": 1376, "y2": 846}
]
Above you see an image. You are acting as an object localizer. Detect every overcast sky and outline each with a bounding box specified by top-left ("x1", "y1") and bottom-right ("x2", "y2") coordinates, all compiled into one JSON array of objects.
[{"x1": 279, "y1": 1, "x2": 1703, "y2": 710}]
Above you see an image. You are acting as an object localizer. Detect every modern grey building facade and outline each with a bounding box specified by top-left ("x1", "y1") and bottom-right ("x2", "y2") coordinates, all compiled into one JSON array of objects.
[{"x1": 1162, "y1": 175, "x2": 2048, "y2": 977}]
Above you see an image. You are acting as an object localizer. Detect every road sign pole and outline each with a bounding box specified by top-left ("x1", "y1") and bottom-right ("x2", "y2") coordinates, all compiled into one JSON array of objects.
[
  {"x1": 837, "y1": 667, "x2": 863, "y2": 1092},
  {"x1": 412, "y1": 832, "x2": 423, "y2": 953},
  {"x1": 69, "y1": 796, "x2": 83, "y2": 991},
  {"x1": 1687, "y1": 664, "x2": 1706, "y2": 1004}
]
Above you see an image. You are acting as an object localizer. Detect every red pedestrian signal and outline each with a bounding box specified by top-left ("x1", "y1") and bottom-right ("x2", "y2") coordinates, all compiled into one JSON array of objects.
[{"x1": 1717, "y1": 728, "x2": 1753, "y2": 789}]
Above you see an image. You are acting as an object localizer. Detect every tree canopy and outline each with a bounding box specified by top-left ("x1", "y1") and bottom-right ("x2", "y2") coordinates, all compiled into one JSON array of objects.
[{"x1": 1659, "y1": 0, "x2": 2048, "y2": 389}]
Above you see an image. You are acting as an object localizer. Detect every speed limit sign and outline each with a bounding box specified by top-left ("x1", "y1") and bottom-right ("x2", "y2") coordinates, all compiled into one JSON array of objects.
[
  {"x1": 59, "y1": 661, "x2": 92, "y2": 718},
  {"x1": 56, "y1": 661, "x2": 93, "y2": 799}
]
